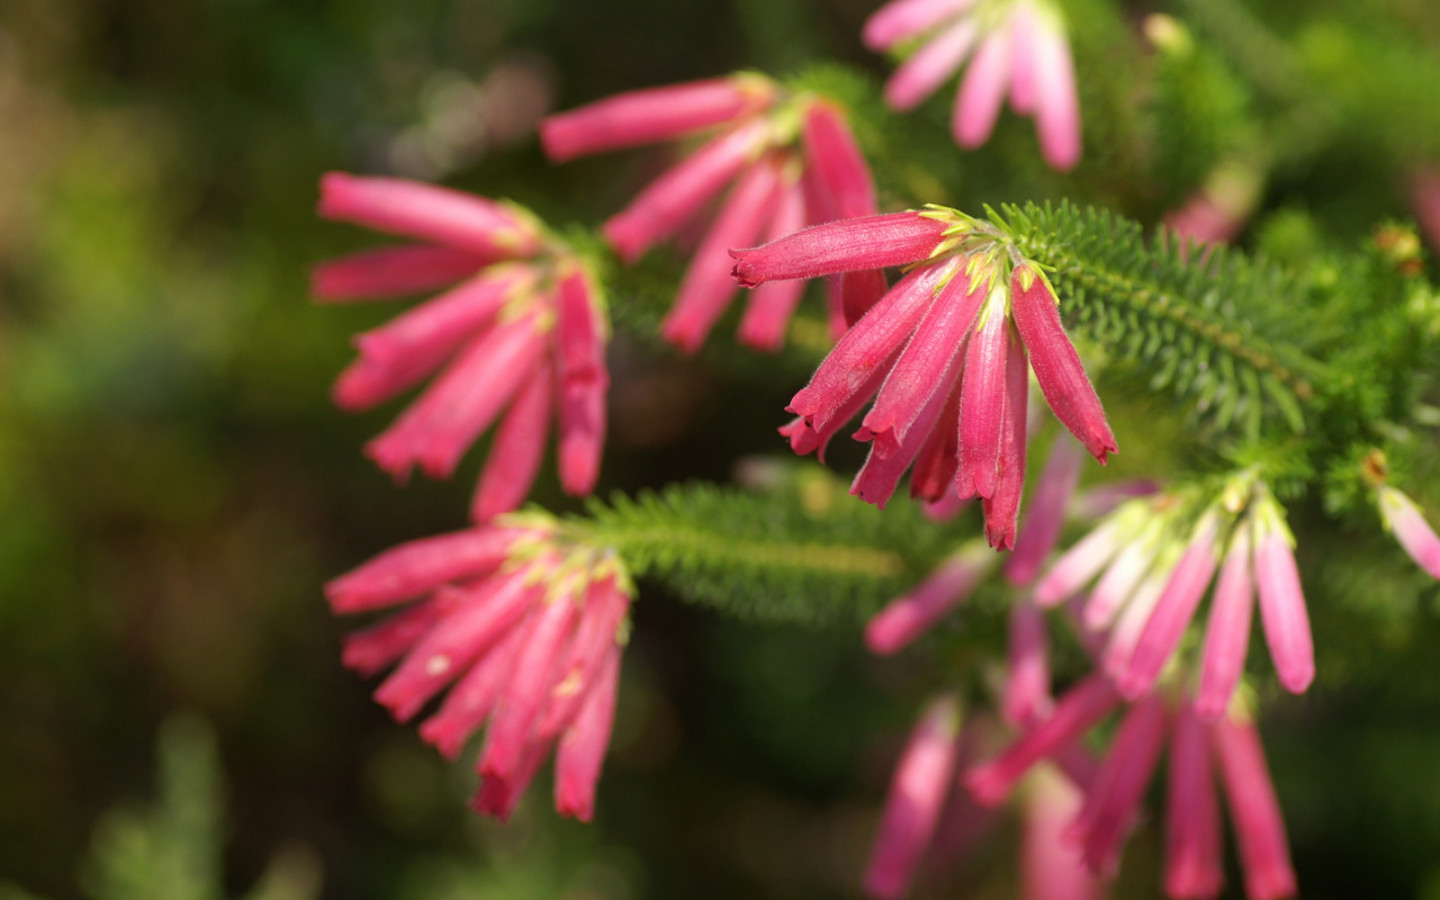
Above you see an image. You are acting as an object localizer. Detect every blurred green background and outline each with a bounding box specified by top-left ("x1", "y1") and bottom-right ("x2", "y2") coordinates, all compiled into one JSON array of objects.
[{"x1": 3, "y1": 0, "x2": 1440, "y2": 898}]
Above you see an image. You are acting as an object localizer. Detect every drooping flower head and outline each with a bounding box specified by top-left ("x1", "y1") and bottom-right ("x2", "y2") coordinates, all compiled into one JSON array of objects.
[
  {"x1": 327, "y1": 513, "x2": 632, "y2": 821},
  {"x1": 863, "y1": 0, "x2": 1082, "y2": 170},
  {"x1": 1032, "y1": 475, "x2": 1314, "y2": 712},
  {"x1": 315, "y1": 173, "x2": 609, "y2": 522},
  {"x1": 732, "y1": 207, "x2": 1117, "y2": 549},
  {"x1": 965, "y1": 686, "x2": 1297, "y2": 899},
  {"x1": 540, "y1": 73, "x2": 883, "y2": 351}
]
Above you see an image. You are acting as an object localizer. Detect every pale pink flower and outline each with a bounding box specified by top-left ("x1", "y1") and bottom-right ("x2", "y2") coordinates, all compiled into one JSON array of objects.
[
  {"x1": 1252, "y1": 510, "x2": 1314, "y2": 695},
  {"x1": 541, "y1": 75, "x2": 881, "y2": 351},
  {"x1": 329, "y1": 518, "x2": 632, "y2": 822},
  {"x1": 1035, "y1": 484, "x2": 1315, "y2": 707},
  {"x1": 1378, "y1": 485, "x2": 1440, "y2": 579},
  {"x1": 732, "y1": 216, "x2": 1115, "y2": 543},
  {"x1": 316, "y1": 174, "x2": 610, "y2": 521},
  {"x1": 863, "y1": 694, "x2": 963, "y2": 898},
  {"x1": 1114, "y1": 512, "x2": 1220, "y2": 699},
  {"x1": 1195, "y1": 522, "x2": 1256, "y2": 720},
  {"x1": 864, "y1": 0, "x2": 1082, "y2": 170}
]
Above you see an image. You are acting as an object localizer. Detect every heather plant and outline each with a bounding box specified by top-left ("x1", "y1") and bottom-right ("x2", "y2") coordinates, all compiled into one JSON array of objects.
[{"x1": 6, "y1": 0, "x2": 1440, "y2": 898}]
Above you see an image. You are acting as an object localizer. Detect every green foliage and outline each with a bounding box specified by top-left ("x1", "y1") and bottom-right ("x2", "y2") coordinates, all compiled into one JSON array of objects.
[
  {"x1": 573, "y1": 466, "x2": 962, "y2": 627},
  {"x1": 1144, "y1": 15, "x2": 1255, "y2": 204}
]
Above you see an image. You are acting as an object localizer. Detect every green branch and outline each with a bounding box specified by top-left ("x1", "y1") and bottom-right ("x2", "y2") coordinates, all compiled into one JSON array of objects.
[
  {"x1": 572, "y1": 477, "x2": 961, "y2": 627},
  {"x1": 1002, "y1": 201, "x2": 1332, "y2": 436}
]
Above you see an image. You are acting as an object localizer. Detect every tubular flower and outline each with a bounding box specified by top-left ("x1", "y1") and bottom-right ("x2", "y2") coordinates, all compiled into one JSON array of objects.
[
  {"x1": 863, "y1": 705, "x2": 1097, "y2": 900},
  {"x1": 327, "y1": 515, "x2": 632, "y2": 822},
  {"x1": 1031, "y1": 478, "x2": 1314, "y2": 710},
  {"x1": 540, "y1": 73, "x2": 882, "y2": 351},
  {"x1": 865, "y1": 541, "x2": 997, "y2": 654},
  {"x1": 966, "y1": 690, "x2": 1296, "y2": 899},
  {"x1": 863, "y1": 0, "x2": 1081, "y2": 170},
  {"x1": 733, "y1": 208, "x2": 1116, "y2": 547},
  {"x1": 315, "y1": 173, "x2": 609, "y2": 522},
  {"x1": 863, "y1": 694, "x2": 964, "y2": 899},
  {"x1": 1378, "y1": 485, "x2": 1440, "y2": 580}
]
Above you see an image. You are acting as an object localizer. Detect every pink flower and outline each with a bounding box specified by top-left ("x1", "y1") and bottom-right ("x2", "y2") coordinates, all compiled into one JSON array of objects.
[
  {"x1": 1003, "y1": 597, "x2": 1054, "y2": 728},
  {"x1": 733, "y1": 213, "x2": 1116, "y2": 544},
  {"x1": 1378, "y1": 485, "x2": 1440, "y2": 580},
  {"x1": 864, "y1": 0, "x2": 1082, "y2": 170},
  {"x1": 1252, "y1": 508, "x2": 1314, "y2": 695},
  {"x1": 1410, "y1": 167, "x2": 1440, "y2": 255},
  {"x1": 866, "y1": 542, "x2": 997, "y2": 654},
  {"x1": 1212, "y1": 708, "x2": 1299, "y2": 899},
  {"x1": 1165, "y1": 700, "x2": 1225, "y2": 899},
  {"x1": 541, "y1": 75, "x2": 881, "y2": 351},
  {"x1": 1005, "y1": 435, "x2": 1086, "y2": 587},
  {"x1": 1162, "y1": 163, "x2": 1264, "y2": 251},
  {"x1": 1195, "y1": 521, "x2": 1256, "y2": 719},
  {"x1": 329, "y1": 518, "x2": 633, "y2": 822},
  {"x1": 315, "y1": 174, "x2": 609, "y2": 521},
  {"x1": 863, "y1": 694, "x2": 963, "y2": 898},
  {"x1": 1065, "y1": 691, "x2": 1168, "y2": 877},
  {"x1": 965, "y1": 673, "x2": 1122, "y2": 806}
]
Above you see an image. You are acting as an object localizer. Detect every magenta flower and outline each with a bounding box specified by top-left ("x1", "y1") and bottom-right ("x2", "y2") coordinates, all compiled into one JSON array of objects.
[
  {"x1": 864, "y1": 0, "x2": 1082, "y2": 170},
  {"x1": 1378, "y1": 485, "x2": 1440, "y2": 580},
  {"x1": 863, "y1": 694, "x2": 963, "y2": 898},
  {"x1": 329, "y1": 517, "x2": 632, "y2": 822},
  {"x1": 540, "y1": 74, "x2": 882, "y2": 351},
  {"x1": 315, "y1": 173, "x2": 609, "y2": 522},
  {"x1": 733, "y1": 211, "x2": 1116, "y2": 546}
]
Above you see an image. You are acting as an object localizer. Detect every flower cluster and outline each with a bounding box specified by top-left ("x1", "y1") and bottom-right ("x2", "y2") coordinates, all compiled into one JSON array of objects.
[
  {"x1": 328, "y1": 516, "x2": 632, "y2": 821},
  {"x1": 863, "y1": 697, "x2": 1103, "y2": 900},
  {"x1": 315, "y1": 173, "x2": 608, "y2": 522},
  {"x1": 1033, "y1": 477, "x2": 1314, "y2": 712},
  {"x1": 732, "y1": 208, "x2": 1116, "y2": 548},
  {"x1": 864, "y1": 0, "x2": 1081, "y2": 170},
  {"x1": 965, "y1": 683, "x2": 1297, "y2": 899},
  {"x1": 541, "y1": 74, "x2": 882, "y2": 351}
]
